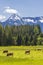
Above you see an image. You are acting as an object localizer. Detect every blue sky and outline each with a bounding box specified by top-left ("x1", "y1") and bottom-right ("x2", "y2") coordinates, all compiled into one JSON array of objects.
[{"x1": 0, "y1": 0, "x2": 43, "y2": 21}]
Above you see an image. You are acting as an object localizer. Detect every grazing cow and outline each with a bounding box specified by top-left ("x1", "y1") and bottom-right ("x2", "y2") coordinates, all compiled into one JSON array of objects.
[
  {"x1": 7, "y1": 53, "x2": 13, "y2": 56},
  {"x1": 3, "y1": 50, "x2": 8, "y2": 53},
  {"x1": 37, "y1": 48, "x2": 41, "y2": 51},
  {"x1": 25, "y1": 50, "x2": 30, "y2": 54}
]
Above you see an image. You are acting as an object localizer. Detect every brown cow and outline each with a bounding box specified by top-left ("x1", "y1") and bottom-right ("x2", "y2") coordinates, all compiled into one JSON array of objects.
[
  {"x1": 7, "y1": 53, "x2": 13, "y2": 56},
  {"x1": 37, "y1": 48, "x2": 41, "y2": 51},
  {"x1": 25, "y1": 50, "x2": 30, "y2": 54},
  {"x1": 3, "y1": 50, "x2": 8, "y2": 53}
]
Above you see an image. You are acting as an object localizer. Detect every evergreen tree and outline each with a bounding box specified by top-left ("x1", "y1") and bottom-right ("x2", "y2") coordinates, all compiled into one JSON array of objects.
[{"x1": 17, "y1": 35, "x2": 22, "y2": 46}]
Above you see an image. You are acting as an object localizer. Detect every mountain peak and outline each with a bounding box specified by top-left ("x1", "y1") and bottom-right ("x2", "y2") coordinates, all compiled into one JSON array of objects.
[{"x1": 9, "y1": 14, "x2": 21, "y2": 21}]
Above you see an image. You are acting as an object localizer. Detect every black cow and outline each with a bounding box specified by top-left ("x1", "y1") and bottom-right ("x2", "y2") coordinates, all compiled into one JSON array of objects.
[{"x1": 7, "y1": 53, "x2": 13, "y2": 56}]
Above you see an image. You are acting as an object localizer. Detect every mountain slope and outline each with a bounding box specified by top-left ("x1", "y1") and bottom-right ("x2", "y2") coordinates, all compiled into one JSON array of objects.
[
  {"x1": 0, "y1": 14, "x2": 43, "y2": 32},
  {"x1": 0, "y1": 14, "x2": 24, "y2": 26},
  {"x1": 22, "y1": 16, "x2": 43, "y2": 32}
]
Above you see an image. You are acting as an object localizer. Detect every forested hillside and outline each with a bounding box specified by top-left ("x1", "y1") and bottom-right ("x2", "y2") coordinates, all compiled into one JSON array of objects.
[{"x1": 0, "y1": 24, "x2": 43, "y2": 46}]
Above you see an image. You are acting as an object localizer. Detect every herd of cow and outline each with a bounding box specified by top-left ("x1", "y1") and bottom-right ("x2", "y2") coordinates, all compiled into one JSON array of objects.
[
  {"x1": 3, "y1": 50, "x2": 13, "y2": 56},
  {"x1": 3, "y1": 50, "x2": 30, "y2": 56},
  {"x1": 3, "y1": 48, "x2": 42, "y2": 57}
]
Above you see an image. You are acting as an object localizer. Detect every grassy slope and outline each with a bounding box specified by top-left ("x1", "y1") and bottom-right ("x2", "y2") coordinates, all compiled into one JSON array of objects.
[{"x1": 0, "y1": 46, "x2": 43, "y2": 65}]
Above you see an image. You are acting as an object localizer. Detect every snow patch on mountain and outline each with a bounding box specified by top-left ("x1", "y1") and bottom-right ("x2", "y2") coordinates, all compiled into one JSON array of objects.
[
  {"x1": 14, "y1": 15, "x2": 20, "y2": 20},
  {"x1": 39, "y1": 20, "x2": 43, "y2": 23},
  {"x1": 23, "y1": 19, "x2": 34, "y2": 22},
  {"x1": 22, "y1": 18, "x2": 38, "y2": 23}
]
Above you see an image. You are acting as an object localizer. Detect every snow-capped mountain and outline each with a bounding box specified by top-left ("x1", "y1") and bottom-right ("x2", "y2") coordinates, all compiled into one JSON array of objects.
[
  {"x1": 0, "y1": 14, "x2": 43, "y2": 32},
  {"x1": 22, "y1": 17, "x2": 43, "y2": 32},
  {"x1": 22, "y1": 16, "x2": 43, "y2": 24},
  {"x1": 0, "y1": 14, "x2": 24, "y2": 26}
]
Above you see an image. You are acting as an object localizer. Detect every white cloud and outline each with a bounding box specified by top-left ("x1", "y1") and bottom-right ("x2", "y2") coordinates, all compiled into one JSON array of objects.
[
  {"x1": 4, "y1": 7, "x2": 18, "y2": 14},
  {"x1": 0, "y1": 15, "x2": 6, "y2": 21}
]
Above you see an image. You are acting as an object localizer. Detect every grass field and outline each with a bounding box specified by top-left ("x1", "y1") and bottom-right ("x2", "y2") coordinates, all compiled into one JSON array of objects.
[{"x1": 0, "y1": 46, "x2": 43, "y2": 65}]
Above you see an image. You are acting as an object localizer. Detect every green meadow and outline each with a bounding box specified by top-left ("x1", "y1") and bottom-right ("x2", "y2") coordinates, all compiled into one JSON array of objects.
[{"x1": 0, "y1": 46, "x2": 43, "y2": 65}]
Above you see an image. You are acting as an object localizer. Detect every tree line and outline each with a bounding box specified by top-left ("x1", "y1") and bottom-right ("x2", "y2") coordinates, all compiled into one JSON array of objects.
[{"x1": 0, "y1": 24, "x2": 43, "y2": 46}]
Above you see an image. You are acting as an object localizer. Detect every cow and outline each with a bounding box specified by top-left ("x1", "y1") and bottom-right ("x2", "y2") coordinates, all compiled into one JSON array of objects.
[
  {"x1": 25, "y1": 50, "x2": 30, "y2": 54},
  {"x1": 3, "y1": 50, "x2": 8, "y2": 53},
  {"x1": 37, "y1": 48, "x2": 41, "y2": 51},
  {"x1": 7, "y1": 53, "x2": 13, "y2": 56}
]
